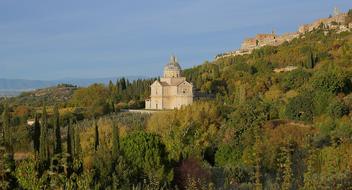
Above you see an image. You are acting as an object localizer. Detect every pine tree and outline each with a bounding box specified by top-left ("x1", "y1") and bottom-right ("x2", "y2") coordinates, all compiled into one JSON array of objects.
[
  {"x1": 33, "y1": 113, "x2": 41, "y2": 153},
  {"x1": 94, "y1": 120, "x2": 99, "y2": 151},
  {"x1": 53, "y1": 105, "x2": 62, "y2": 155}
]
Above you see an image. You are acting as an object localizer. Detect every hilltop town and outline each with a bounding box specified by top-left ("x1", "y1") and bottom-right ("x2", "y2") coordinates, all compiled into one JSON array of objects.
[{"x1": 216, "y1": 7, "x2": 352, "y2": 60}]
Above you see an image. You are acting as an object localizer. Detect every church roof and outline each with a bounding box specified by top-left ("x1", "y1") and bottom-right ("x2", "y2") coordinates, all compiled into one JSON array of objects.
[
  {"x1": 164, "y1": 55, "x2": 181, "y2": 71},
  {"x1": 153, "y1": 79, "x2": 191, "y2": 87}
]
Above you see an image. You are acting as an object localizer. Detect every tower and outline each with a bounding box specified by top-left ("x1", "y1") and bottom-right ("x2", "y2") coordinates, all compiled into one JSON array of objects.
[{"x1": 333, "y1": 7, "x2": 341, "y2": 17}]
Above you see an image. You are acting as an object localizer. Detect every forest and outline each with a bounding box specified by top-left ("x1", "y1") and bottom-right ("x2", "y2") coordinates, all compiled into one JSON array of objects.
[{"x1": 1, "y1": 11, "x2": 352, "y2": 190}]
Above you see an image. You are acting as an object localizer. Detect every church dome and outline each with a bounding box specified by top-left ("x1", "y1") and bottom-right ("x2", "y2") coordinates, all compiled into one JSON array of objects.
[
  {"x1": 164, "y1": 55, "x2": 181, "y2": 71},
  {"x1": 164, "y1": 55, "x2": 182, "y2": 78}
]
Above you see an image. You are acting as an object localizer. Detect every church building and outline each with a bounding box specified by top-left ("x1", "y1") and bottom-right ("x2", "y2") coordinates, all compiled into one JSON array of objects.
[{"x1": 145, "y1": 56, "x2": 193, "y2": 110}]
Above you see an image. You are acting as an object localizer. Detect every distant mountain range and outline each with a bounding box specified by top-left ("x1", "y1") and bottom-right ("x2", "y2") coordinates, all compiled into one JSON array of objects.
[{"x1": 0, "y1": 76, "x2": 146, "y2": 96}]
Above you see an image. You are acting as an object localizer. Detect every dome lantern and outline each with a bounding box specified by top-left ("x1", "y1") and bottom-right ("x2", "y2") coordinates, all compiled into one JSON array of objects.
[{"x1": 164, "y1": 55, "x2": 181, "y2": 78}]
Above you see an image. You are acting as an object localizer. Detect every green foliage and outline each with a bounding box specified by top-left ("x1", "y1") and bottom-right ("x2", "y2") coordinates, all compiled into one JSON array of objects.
[
  {"x1": 285, "y1": 93, "x2": 314, "y2": 122},
  {"x1": 70, "y1": 84, "x2": 111, "y2": 118},
  {"x1": 215, "y1": 144, "x2": 242, "y2": 167},
  {"x1": 1, "y1": 103, "x2": 11, "y2": 151},
  {"x1": 147, "y1": 101, "x2": 223, "y2": 161},
  {"x1": 310, "y1": 68, "x2": 351, "y2": 94},
  {"x1": 280, "y1": 69, "x2": 311, "y2": 91},
  {"x1": 53, "y1": 105, "x2": 62, "y2": 155},
  {"x1": 327, "y1": 100, "x2": 349, "y2": 118},
  {"x1": 33, "y1": 114, "x2": 40, "y2": 153},
  {"x1": 120, "y1": 131, "x2": 173, "y2": 186},
  {"x1": 39, "y1": 105, "x2": 50, "y2": 173}
]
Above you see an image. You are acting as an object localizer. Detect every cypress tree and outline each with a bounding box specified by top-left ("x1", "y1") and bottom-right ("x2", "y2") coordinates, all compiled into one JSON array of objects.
[
  {"x1": 53, "y1": 105, "x2": 62, "y2": 155},
  {"x1": 33, "y1": 113, "x2": 40, "y2": 153},
  {"x1": 67, "y1": 121, "x2": 73, "y2": 157},
  {"x1": 281, "y1": 146, "x2": 293, "y2": 190},
  {"x1": 73, "y1": 126, "x2": 82, "y2": 159},
  {"x1": 1, "y1": 103, "x2": 11, "y2": 151},
  {"x1": 307, "y1": 51, "x2": 315, "y2": 69},
  {"x1": 254, "y1": 128, "x2": 263, "y2": 190},
  {"x1": 39, "y1": 105, "x2": 49, "y2": 172},
  {"x1": 111, "y1": 121, "x2": 119, "y2": 162},
  {"x1": 94, "y1": 120, "x2": 99, "y2": 151}
]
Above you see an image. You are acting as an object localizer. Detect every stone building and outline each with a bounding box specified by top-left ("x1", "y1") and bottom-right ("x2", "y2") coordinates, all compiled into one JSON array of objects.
[
  {"x1": 299, "y1": 8, "x2": 348, "y2": 33},
  {"x1": 145, "y1": 56, "x2": 193, "y2": 110}
]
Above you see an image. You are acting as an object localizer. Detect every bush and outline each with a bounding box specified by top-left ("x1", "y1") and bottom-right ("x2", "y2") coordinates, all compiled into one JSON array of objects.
[
  {"x1": 215, "y1": 144, "x2": 242, "y2": 167},
  {"x1": 285, "y1": 94, "x2": 314, "y2": 122},
  {"x1": 310, "y1": 69, "x2": 351, "y2": 94},
  {"x1": 280, "y1": 69, "x2": 311, "y2": 91},
  {"x1": 328, "y1": 100, "x2": 349, "y2": 118},
  {"x1": 120, "y1": 131, "x2": 172, "y2": 185}
]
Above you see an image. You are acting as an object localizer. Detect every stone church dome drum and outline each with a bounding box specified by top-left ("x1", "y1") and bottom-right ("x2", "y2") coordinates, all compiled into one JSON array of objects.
[{"x1": 164, "y1": 55, "x2": 181, "y2": 78}]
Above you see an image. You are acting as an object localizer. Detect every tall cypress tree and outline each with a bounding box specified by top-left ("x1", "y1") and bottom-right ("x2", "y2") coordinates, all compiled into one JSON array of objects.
[
  {"x1": 254, "y1": 127, "x2": 263, "y2": 190},
  {"x1": 33, "y1": 113, "x2": 41, "y2": 153},
  {"x1": 67, "y1": 121, "x2": 73, "y2": 158},
  {"x1": 53, "y1": 105, "x2": 62, "y2": 155},
  {"x1": 66, "y1": 120, "x2": 74, "y2": 177},
  {"x1": 73, "y1": 126, "x2": 82, "y2": 159},
  {"x1": 39, "y1": 105, "x2": 49, "y2": 172},
  {"x1": 1, "y1": 103, "x2": 11, "y2": 151},
  {"x1": 111, "y1": 121, "x2": 119, "y2": 162},
  {"x1": 94, "y1": 120, "x2": 99, "y2": 151}
]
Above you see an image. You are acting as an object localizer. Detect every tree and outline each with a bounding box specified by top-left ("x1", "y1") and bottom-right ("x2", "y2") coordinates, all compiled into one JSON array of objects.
[
  {"x1": 70, "y1": 84, "x2": 110, "y2": 117},
  {"x1": 2, "y1": 103, "x2": 11, "y2": 151},
  {"x1": 120, "y1": 131, "x2": 172, "y2": 186},
  {"x1": 0, "y1": 103, "x2": 17, "y2": 189},
  {"x1": 39, "y1": 105, "x2": 49, "y2": 172},
  {"x1": 285, "y1": 94, "x2": 314, "y2": 122},
  {"x1": 94, "y1": 120, "x2": 99, "y2": 151},
  {"x1": 306, "y1": 51, "x2": 316, "y2": 69},
  {"x1": 33, "y1": 113, "x2": 40, "y2": 153},
  {"x1": 254, "y1": 128, "x2": 263, "y2": 190},
  {"x1": 281, "y1": 147, "x2": 293, "y2": 190},
  {"x1": 111, "y1": 121, "x2": 119, "y2": 162},
  {"x1": 311, "y1": 69, "x2": 351, "y2": 94},
  {"x1": 327, "y1": 100, "x2": 349, "y2": 118},
  {"x1": 53, "y1": 105, "x2": 62, "y2": 155}
]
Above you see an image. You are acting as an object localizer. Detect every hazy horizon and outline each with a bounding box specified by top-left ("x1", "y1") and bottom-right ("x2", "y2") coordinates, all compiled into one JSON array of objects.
[{"x1": 1, "y1": 0, "x2": 352, "y2": 80}]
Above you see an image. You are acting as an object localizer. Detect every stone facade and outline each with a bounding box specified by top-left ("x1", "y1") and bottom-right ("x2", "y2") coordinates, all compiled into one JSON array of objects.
[
  {"x1": 145, "y1": 56, "x2": 193, "y2": 110},
  {"x1": 298, "y1": 12, "x2": 347, "y2": 33}
]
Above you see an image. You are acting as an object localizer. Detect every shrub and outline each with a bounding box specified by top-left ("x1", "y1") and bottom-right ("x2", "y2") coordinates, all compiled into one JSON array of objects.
[
  {"x1": 285, "y1": 94, "x2": 314, "y2": 122},
  {"x1": 328, "y1": 100, "x2": 349, "y2": 118}
]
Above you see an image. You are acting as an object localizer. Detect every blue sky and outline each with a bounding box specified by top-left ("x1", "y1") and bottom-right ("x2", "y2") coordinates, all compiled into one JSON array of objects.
[{"x1": 1, "y1": 0, "x2": 352, "y2": 80}]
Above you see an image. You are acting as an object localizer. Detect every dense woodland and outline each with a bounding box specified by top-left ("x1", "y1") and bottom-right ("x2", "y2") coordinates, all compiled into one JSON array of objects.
[{"x1": 1, "y1": 10, "x2": 352, "y2": 189}]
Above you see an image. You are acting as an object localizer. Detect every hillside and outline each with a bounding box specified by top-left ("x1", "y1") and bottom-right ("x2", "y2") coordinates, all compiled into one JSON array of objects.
[
  {"x1": 2, "y1": 10, "x2": 352, "y2": 190},
  {"x1": 1, "y1": 84, "x2": 78, "y2": 107},
  {"x1": 0, "y1": 76, "x2": 146, "y2": 97}
]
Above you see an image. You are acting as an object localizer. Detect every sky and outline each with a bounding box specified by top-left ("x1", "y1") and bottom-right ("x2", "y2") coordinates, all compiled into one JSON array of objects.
[{"x1": 1, "y1": 0, "x2": 352, "y2": 80}]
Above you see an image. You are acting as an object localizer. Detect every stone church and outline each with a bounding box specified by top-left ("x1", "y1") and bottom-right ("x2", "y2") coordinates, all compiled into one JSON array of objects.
[{"x1": 145, "y1": 56, "x2": 193, "y2": 110}]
